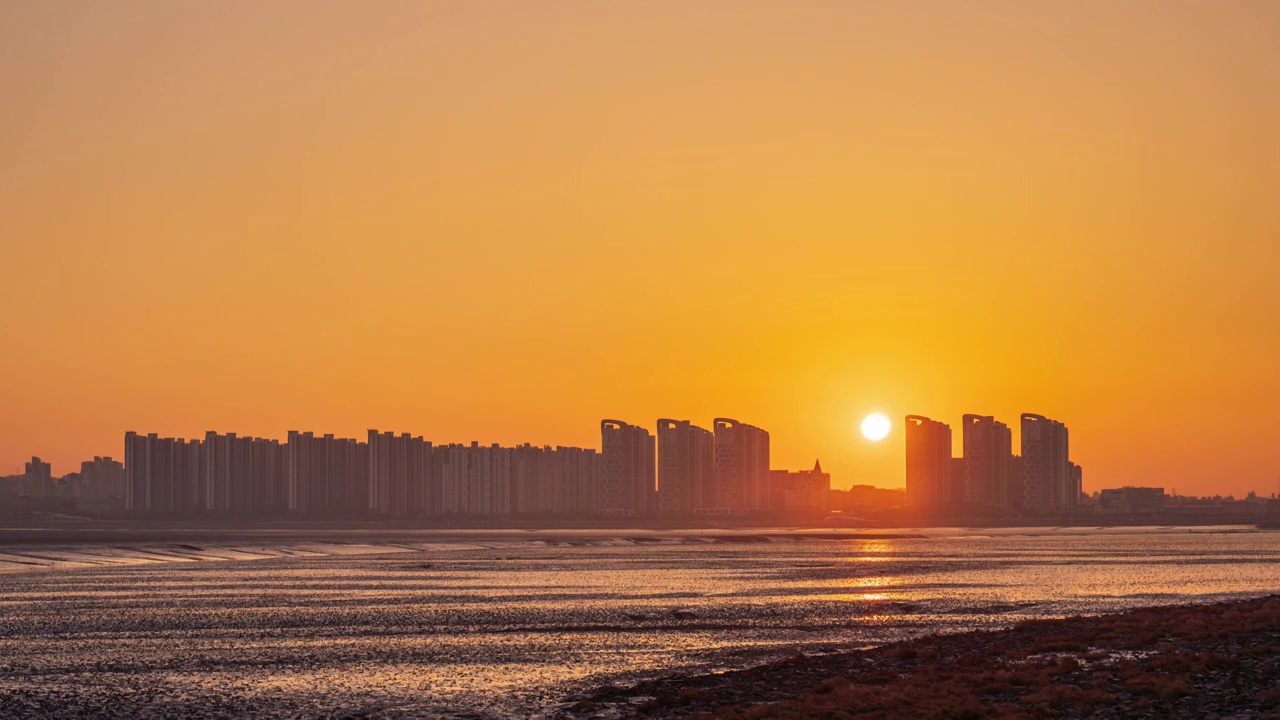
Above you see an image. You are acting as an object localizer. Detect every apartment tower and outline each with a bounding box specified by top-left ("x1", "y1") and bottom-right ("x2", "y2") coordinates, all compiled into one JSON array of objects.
[
  {"x1": 600, "y1": 419, "x2": 655, "y2": 515},
  {"x1": 656, "y1": 419, "x2": 714, "y2": 514},
  {"x1": 961, "y1": 414, "x2": 1015, "y2": 506},
  {"x1": 711, "y1": 418, "x2": 770, "y2": 513},
  {"x1": 904, "y1": 416, "x2": 953, "y2": 505},
  {"x1": 1021, "y1": 413, "x2": 1073, "y2": 511}
]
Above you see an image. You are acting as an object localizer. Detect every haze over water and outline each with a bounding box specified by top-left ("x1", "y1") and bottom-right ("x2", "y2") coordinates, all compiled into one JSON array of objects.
[{"x1": 2, "y1": 526, "x2": 1278, "y2": 718}]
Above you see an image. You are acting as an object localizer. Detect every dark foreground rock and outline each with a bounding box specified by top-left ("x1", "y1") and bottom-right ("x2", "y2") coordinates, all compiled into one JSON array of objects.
[{"x1": 555, "y1": 595, "x2": 1280, "y2": 719}]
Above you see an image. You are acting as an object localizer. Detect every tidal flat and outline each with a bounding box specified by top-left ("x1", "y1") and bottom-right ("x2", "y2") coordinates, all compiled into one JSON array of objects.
[
  {"x1": 1, "y1": 526, "x2": 1277, "y2": 718},
  {"x1": 573, "y1": 595, "x2": 1280, "y2": 719}
]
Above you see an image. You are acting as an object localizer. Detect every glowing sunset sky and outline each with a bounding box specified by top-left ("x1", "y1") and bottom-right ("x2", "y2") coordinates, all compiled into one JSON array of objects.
[{"x1": 2, "y1": 2, "x2": 1278, "y2": 495}]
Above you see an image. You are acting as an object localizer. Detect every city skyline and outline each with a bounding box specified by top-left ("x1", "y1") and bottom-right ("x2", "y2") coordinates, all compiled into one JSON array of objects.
[
  {"x1": 7, "y1": 406, "x2": 1278, "y2": 498},
  {"x1": 3, "y1": 2, "x2": 1279, "y2": 498},
  {"x1": 115, "y1": 417, "x2": 780, "y2": 518},
  {"x1": 11, "y1": 410, "x2": 1276, "y2": 518}
]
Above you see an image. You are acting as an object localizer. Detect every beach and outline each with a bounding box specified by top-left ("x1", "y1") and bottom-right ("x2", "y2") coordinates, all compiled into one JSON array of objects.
[
  {"x1": 562, "y1": 595, "x2": 1280, "y2": 718},
  {"x1": 1, "y1": 526, "x2": 1277, "y2": 718}
]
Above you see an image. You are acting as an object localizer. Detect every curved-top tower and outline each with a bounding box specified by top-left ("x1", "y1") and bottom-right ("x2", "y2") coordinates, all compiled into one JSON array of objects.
[
  {"x1": 904, "y1": 415, "x2": 953, "y2": 505},
  {"x1": 656, "y1": 419, "x2": 714, "y2": 514},
  {"x1": 599, "y1": 419, "x2": 655, "y2": 516},
  {"x1": 1020, "y1": 413, "x2": 1072, "y2": 511},
  {"x1": 711, "y1": 418, "x2": 770, "y2": 513},
  {"x1": 961, "y1": 415, "x2": 1013, "y2": 506}
]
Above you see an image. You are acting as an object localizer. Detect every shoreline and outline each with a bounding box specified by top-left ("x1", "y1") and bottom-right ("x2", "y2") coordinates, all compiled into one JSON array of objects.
[
  {"x1": 0, "y1": 524, "x2": 1264, "y2": 575},
  {"x1": 556, "y1": 594, "x2": 1280, "y2": 719},
  {"x1": 3, "y1": 514, "x2": 1273, "y2": 529},
  {"x1": 0, "y1": 526, "x2": 929, "y2": 547},
  {"x1": 0, "y1": 520, "x2": 1266, "y2": 547}
]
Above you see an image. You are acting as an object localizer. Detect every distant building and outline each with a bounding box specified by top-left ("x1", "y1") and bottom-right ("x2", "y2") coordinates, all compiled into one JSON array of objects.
[
  {"x1": 467, "y1": 442, "x2": 511, "y2": 515},
  {"x1": 436, "y1": 443, "x2": 470, "y2": 513},
  {"x1": 510, "y1": 443, "x2": 551, "y2": 514},
  {"x1": 78, "y1": 456, "x2": 125, "y2": 500},
  {"x1": 600, "y1": 420, "x2": 655, "y2": 515},
  {"x1": 769, "y1": 460, "x2": 830, "y2": 512},
  {"x1": 120, "y1": 428, "x2": 606, "y2": 518},
  {"x1": 1099, "y1": 486, "x2": 1164, "y2": 513},
  {"x1": 124, "y1": 433, "x2": 203, "y2": 515},
  {"x1": 1070, "y1": 462, "x2": 1083, "y2": 506},
  {"x1": 106, "y1": 420, "x2": 843, "y2": 520},
  {"x1": 0, "y1": 472, "x2": 23, "y2": 513},
  {"x1": 711, "y1": 418, "x2": 770, "y2": 513},
  {"x1": 504, "y1": 443, "x2": 601, "y2": 515},
  {"x1": 537, "y1": 443, "x2": 601, "y2": 515},
  {"x1": 1011, "y1": 455, "x2": 1025, "y2": 506},
  {"x1": 368, "y1": 431, "x2": 434, "y2": 516},
  {"x1": 831, "y1": 484, "x2": 906, "y2": 511},
  {"x1": 554, "y1": 445, "x2": 602, "y2": 515},
  {"x1": 23, "y1": 457, "x2": 52, "y2": 499},
  {"x1": 1021, "y1": 414, "x2": 1075, "y2": 511},
  {"x1": 905, "y1": 416, "x2": 952, "y2": 505},
  {"x1": 202, "y1": 432, "x2": 237, "y2": 513},
  {"x1": 961, "y1": 415, "x2": 1015, "y2": 506},
  {"x1": 656, "y1": 419, "x2": 714, "y2": 514},
  {"x1": 285, "y1": 431, "x2": 368, "y2": 517},
  {"x1": 949, "y1": 457, "x2": 968, "y2": 502},
  {"x1": 204, "y1": 432, "x2": 285, "y2": 515}
]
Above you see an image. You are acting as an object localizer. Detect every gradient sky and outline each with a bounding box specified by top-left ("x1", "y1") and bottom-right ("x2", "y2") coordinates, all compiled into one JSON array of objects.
[{"x1": 2, "y1": 1, "x2": 1278, "y2": 495}]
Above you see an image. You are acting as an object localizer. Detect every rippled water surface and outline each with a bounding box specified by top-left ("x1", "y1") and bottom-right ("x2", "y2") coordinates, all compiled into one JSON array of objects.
[{"x1": 1, "y1": 526, "x2": 1278, "y2": 717}]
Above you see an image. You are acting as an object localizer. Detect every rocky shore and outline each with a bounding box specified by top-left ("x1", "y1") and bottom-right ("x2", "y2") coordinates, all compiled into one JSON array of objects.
[{"x1": 556, "y1": 595, "x2": 1280, "y2": 719}]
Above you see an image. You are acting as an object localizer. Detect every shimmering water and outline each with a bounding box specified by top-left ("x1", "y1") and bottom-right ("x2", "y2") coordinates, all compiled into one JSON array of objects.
[{"x1": 1, "y1": 526, "x2": 1277, "y2": 718}]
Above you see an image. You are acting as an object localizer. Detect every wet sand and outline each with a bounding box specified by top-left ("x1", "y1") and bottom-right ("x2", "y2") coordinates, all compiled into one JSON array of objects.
[
  {"x1": 564, "y1": 594, "x2": 1280, "y2": 718},
  {"x1": 1, "y1": 527, "x2": 1278, "y2": 718}
]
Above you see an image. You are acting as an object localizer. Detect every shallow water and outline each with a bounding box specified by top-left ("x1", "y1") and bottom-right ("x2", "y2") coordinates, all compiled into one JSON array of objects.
[{"x1": 1, "y1": 526, "x2": 1277, "y2": 718}]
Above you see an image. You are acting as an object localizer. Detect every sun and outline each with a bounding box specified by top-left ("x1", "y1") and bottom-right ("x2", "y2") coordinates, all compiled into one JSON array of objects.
[{"x1": 860, "y1": 413, "x2": 891, "y2": 442}]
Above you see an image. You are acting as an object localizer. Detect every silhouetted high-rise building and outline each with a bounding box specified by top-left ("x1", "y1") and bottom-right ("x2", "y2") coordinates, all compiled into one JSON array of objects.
[
  {"x1": 203, "y1": 431, "x2": 238, "y2": 513},
  {"x1": 23, "y1": 457, "x2": 52, "y2": 499},
  {"x1": 905, "y1": 416, "x2": 953, "y2": 505},
  {"x1": 368, "y1": 431, "x2": 434, "y2": 516},
  {"x1": 328, "y1": 436, "x2": 604, "y2": 516},
  {"x1": 112, "y1": 420, "x2": 808, "y2": 519},
  {"x1": 961, "y1": 415, "x2": 1014, "y2": 505},
  {"x1": 1010, "y1": 455, "x2": 1025, "y2": 506},
  {"x1": 79, "y1": 456, "x2": 125, "y2": 500},
  {"x1": 250, "y1": 438, "x2": 287, "y2": 514},
  {"x1": 600, "y1": 419, "x2": 655, "y2": 515},
  {"x1": 1070, "y1": 462, "x2": 1083, "y2": 507},
  {"x1": 124, "y1": 432, "x2": 203, "y2": 515},
  {"x1": 510, "y1": 444, "x2": 600, "y2": 515},
  {"x1": 558, "y1": 445, "x2": 602, "y2": 515},
  {"x1": 467, "y1": 442, "x2": 511, "y2": 514},
  {"x1": 436, "y1": 443, "x2": 470, "y2": 514},
  {"x1": 1021, "y1": 414, "x2": 1073, "y2": 511},
  {"x1": 203, "y1": 432, "x2": 285, "y2": 515},
  {"x1": 285, "y1": 431, "x2": 367, "y2": 517},
  {"x1": 656, "y1": 419, "x2": 714, "y2": 514},
  {"x1": 510, "y1": 444, "x2": 549, "y2": 514},
  {"x1": 712, "y1": 418, "x2": 770, "y2": 513},
  {"x1": 949, "y1": 457, "x2": 968, "y2": 501}
]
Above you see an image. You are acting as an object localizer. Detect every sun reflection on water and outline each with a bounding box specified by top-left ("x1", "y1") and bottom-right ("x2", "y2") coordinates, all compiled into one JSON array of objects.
[{"x1": 2, "y1": 529, "x2": 1280, "y2": 716}]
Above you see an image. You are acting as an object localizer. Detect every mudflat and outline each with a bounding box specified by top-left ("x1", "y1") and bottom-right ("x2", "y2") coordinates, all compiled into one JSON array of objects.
[
  {"x1": 1, "y1": 527, "x2": 1278, "y2": 717},
  {"x1": 564, "y1": 595, "x2": 1280, "y2": 719}
]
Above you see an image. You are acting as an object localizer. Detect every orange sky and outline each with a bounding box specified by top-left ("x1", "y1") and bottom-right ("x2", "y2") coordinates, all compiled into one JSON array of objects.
[{"x1": 2, "y1": 2, "x2": 1278, "y2": 495}]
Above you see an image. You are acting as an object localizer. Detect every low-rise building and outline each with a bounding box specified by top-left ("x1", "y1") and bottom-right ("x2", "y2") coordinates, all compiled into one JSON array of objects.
[
  {"x1": 1098, "y1": 486, "x2": 1165, "y2": 513},
  {"x1": 768, "y1": 460, "x2": 830, "y2": 512}
]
